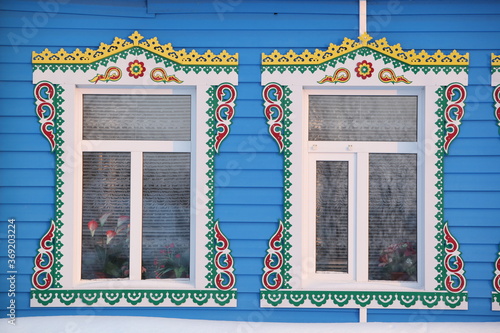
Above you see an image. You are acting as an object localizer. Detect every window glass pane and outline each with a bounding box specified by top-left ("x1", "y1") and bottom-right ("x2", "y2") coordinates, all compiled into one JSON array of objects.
[
  {"x1": 81, "y1": 152, "x2": 130, "y2": 279},
  {"x1": 309, "y1": 95, "x2": 417, "y2": 142},
  {"x1": 316, "y1": 161, "x2": 349, "y2": 273},
  {"x1": 369, "y1": 153, "x2": 417, "y2": 281},
  {"x1": 142, "y1": 152, "x2": 190, "y2": 279},
  {"x1": 83, "y1": 94, "x2": 191, "y2": 141}
]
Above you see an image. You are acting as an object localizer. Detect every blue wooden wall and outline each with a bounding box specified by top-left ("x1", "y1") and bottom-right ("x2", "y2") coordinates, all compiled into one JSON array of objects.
[{"x1": 0, "y1": 0, "x2": 499, "y2": 323}]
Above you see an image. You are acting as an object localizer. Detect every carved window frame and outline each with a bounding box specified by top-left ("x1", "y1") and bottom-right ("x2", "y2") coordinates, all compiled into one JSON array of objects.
[
  {"x1": 491, "y1": 53, "x2": 500, "y2": 311},
  {"x1": 260, "y1": 34, "x2": 469, "y2": 310},
  {"x1": 31, "y1": 32, "x2": 238, "y2": 307}
]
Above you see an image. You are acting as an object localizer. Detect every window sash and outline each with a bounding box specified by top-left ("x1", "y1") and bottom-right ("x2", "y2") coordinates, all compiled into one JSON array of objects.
[
  {"x1": 76, "y1": 88, "x2": 195, "y2": 286},
  {"x1": 305, "y1": 89, "x2": 422, "y2": 287}
]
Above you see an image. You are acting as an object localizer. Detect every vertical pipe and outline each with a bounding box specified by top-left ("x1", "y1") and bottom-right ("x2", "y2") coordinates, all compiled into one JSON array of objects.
[{"x1": 359, "y1": 0, "x2": 367, "y2": 36}]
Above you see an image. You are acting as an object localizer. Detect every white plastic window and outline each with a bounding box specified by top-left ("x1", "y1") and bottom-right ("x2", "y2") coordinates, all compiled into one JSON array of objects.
[{"x1": 304, "y1": 88, "x2": 423, "y2": 290}]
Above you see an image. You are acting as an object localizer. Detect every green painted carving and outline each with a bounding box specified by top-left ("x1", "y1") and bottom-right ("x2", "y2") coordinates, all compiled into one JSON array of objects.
[
  {"x1": 33, "y1": 47, "x2": 238, "y2": 75},
  {"x1": 31, "y1": 81, "x2": 237, "y2": 306},
  {"x1": 261, "y1": 290, "x2": 467, "y2": 309},
  {"x1": 31, "y1": 289, "x2": 237, "y2": 307},
  {"x1": 260, "y1": 83, "x2": 468, "y2": 309},
  {"x1": 262, "y1": 48, "x2": 468, "y2": 75}
]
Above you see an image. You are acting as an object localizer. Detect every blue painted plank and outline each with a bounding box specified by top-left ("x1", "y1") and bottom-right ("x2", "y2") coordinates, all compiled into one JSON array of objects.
[
  {"x1": 0, "y1": 99, "x2": 37, "y2": 117},
  {"x1": 233, "y1": 257, "x2": 265, "y2": 274},
  {"x1": 148, "y1": 0, "x2": 358, "y2": 15},
  {"x1": 445, "y1": 156, "x2": 500, "y2": 173},
  {"x1": 0, "y1": 239, "x2": 39, "y2": 256},
  {"x1": 215, "y1": 188, "x2": 283, "y2": 205},
  {"x1": 0, "y1": 186, "x2": 54, "y2": 204},
  {"x1": 227, "y1": 239, "x2": 269, "y2": 258},
  {"x1": 216, "y1": 153, "x2": 283, "y2": 170},
  {"x1": 0, "y1": 64, "x2": 32, "y2": 81},
  {"x1": 0, "y1": 204, "x2": 54, "y2": 222},
  {"x1": 0, "y1": 220, "x2": 53, "y2": 239},
  {"x1": 0, "y1": 152, "x2": 55, "y2": 168},
  {"x1": 367, "y1": 15, "x2": 500, "y2": 32},
  {"x1": 369, "y1": 0, "x2": 500, "y2": 15},
  {"x1": 216, "y1": 204, "x2": 282, "y2": 222},
  {"x1": 0, "y1": 116, "x2": 40, "y2": 134},
  {"x1": 0, "y1": 257, "x2": 34, "y2": 274},
  {"x1": 0, "y1": 0, "x2": 153, "y2": 17},
  {"x1": 458, "y1": 120, "x2": 499, "y2": 138},
  {"x1": 0, "y1": 11, "x2": 357, "y2": 31},
  {"x1": 446, "y1": 138, "x2": 500, "y2": 156},
  {"x1": 449, "y1": 226, "x2": 500, "y2": 244},
  {"x1": 0, "y1": 82, "x2": 33, "y2": 99},
  {"x1": 9, "y1": 29, "x2": 498, "y2": 49},
  {"x1": 465, "y1": 262, "x2": 499, "y2": 280},
  {"x1": 217, "y1": 221, "x2": 279, "y2": 240},
  {"x1": 445, "y1": 174, "x2": 500, "y2": 191},
  {"x1": 446, "y1": 209, "x2": 500, "y2": 227},
  {"x1": 213, "y1": 170, "x2": 283, "y2": 188},
  {"x1": 228, "y1": 117, "x2": 268, "y2": 135},
  {"x1": 444, "y1": 191, "x2": 500, "y2": 209},
  {"x1": 0, "y1": 168, "x2": 54, "y2": 186},
  {"x1": 219, "y1": 135, "x2": 281, "y2": 153},
  {"x1": 460, "y1": 244, "x2": 500, "y2": 263},
  {"x1": 0, "y1": 134, "x2": 52, "y2": 152}
]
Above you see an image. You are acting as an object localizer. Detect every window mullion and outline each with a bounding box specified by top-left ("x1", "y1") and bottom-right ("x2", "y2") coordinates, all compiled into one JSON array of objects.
[
  {"x1": 356, "y1": 152, "x2": 369, "y2": 282},
  {"x1": 129, "y1": 151, "x2": 143, "y2": 281}
]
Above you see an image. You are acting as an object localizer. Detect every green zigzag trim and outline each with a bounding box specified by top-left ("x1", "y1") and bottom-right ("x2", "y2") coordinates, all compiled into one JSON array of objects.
[
  {"x1": 31, "y1": 289, "x2": 236, "y2": 307},
  {"x1": 33, "y1": 47, "x2": 238, "y2": 75},
  {"x1": 261, "y1": 290, "x2": 467, "y2": 309},
  {"x1": 204, "y1": 85, "x2": 218, "y2": 288},
  {"x1": 493, "y1": 293, "x2": 500, "y2": 307},
  {"x1": 492, "y1": 66, "x2": 500, "y2": 74},
  {"x1": 52, "y1": 84, "x2": 65, "y2": 288},
  {"x1": 204, "y1": 84, "x2": 237, "y2": 289},
  {"x1": 262, "y1": 47, "x2": 468, "y2": 75},
  {"x1": 281, "y1": 85, "x2": 293, "y2": 288},
  {"x1": 434, "y1": 86, "x2": 447, "y2": 290}
]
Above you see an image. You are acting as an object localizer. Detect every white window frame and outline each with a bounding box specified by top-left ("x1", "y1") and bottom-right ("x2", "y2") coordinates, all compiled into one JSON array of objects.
[
  {"x1": 73, "y1": 87, "x2": 197, "y2": 290},
  {"x1": 301, "y1": 87, "x2": 425, "y2": 292}
]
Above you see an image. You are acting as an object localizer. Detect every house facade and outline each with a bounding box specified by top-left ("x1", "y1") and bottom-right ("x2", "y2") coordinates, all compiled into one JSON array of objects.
[{"x1": 0, "y1": 0, "x2": 499, "y2": 327}]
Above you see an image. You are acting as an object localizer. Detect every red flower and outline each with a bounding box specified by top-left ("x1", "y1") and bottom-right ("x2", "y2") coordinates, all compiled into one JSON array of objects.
[
  {"x1": 88, "y1": 220, "x2": 98, "y2": 237},
  {"x1": 127, "y1": 60, "x2": 146, "y2": 79},
  {"x1": 106, "y1": 230, "x2": 117, "y2": 244},
  {"x1": 355, "y1": 60, "x2": 374, "y2": 80}
]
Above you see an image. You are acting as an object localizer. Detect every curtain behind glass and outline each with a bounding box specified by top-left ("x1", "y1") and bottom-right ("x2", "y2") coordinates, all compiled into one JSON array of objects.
[
  {"x1": 142, "y1": 152, "x2": 191, "y2": 279},
  {"x1": 316, "y1": 161, "x2": 349, "y2": 273},
  {"x1": 83, "y1": 94, "x2": 191, "y2": 141},
  {"x1": 309, "y1": 95, "x2": 417, "y2": 142},
  {"x1": 368, "y1": 153, "x2": 417, "y2": 281},
  {"x1": 81, "y1": 152, "x2": 131, "y2": 279}
]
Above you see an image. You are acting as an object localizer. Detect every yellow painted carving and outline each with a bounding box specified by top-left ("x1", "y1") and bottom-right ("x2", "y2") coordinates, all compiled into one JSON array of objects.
[
  {"x1": 32, "y1": 31, "x2": 238, "y2": 65},
  {"x1": 262, "y1": 33, "x2": 468, "y2": 66},
  {"x1": 492, "y1": 53, "x2": 500, "y2": 67}
]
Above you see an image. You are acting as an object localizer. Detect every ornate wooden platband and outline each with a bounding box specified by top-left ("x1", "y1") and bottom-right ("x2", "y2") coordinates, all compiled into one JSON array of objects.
[
  {"x1": 492, "y1": 246, "x2": 500, "y2": 310},
  {"x1": 263, "y1": 83, "x2": 285, "y2": 152},
  {"x1": 204, "y1": 84, "x2": 236, "y2": 290},
  {"x1": 214, "y1": 83, "x2": 237, "y2": 153},
  {"x1": 33, "y1": 31, "x2": 238, "y2": 66},
  {"x1": 494, "y1": 85, "x2": 500, "y2": 130},
  {"x1": 261, "y1": 290, "x2": 467, "y2": 309},
  {"x1": 263, "y1": 33, "x2": 468, "y2": 67},
  {"x1": 31, "y1": 289, "x2": 236, "y2": 307},
  {"x1": 32, "y1": 221, "x2": 56, "y2": 290},
  {"x1": 492, "y1": 53, "x2": 500, "y2": 74}
]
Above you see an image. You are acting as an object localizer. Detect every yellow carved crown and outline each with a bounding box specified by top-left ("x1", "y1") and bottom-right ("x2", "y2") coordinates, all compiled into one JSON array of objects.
[
  {"x1": 32, "y1": 31, "x2": 238, "y2": 66},
  {"x1": 492, "y1": 53, "x2": 500, "y2": 66},
  {"x1": 262, "y1": 33, "x2": 468, "y2": 66}
]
